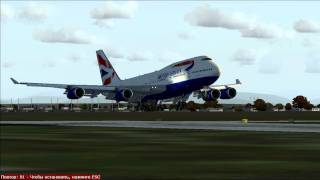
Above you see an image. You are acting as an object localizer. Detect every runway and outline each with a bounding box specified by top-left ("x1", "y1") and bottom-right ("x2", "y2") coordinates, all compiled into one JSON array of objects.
[{"x1": 1, "y1": 120, "x2": 320, "y2": 133}]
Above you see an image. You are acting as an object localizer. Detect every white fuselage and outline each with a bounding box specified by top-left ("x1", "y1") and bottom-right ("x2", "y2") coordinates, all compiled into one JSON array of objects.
[
  {"x1": 105, "y1": 56, "x2": 221, "y2": 102},
  {"x1": 115, "y1": 56, "x2": 220, "y2": 87},
  {"x1": 11, "y1": 50, "x2": 240, "y2": 103}
]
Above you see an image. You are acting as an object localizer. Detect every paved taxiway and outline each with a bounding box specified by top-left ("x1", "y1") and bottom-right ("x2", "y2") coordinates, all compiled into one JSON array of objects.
[{"x1": 1, "y1": 120, "x2": 320, "y2": 133}]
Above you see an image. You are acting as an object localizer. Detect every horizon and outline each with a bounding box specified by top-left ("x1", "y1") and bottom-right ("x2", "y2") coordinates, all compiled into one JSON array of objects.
[
  {"x1": 1, "y1": 91, "x2": 319, "y2": 105},
  {"x1": 1, "y1": 1, "x2": 320, "y2": 100}
]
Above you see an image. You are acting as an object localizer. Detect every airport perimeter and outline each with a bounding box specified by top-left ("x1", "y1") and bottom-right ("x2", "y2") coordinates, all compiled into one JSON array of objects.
[
  {"x1": 1, "y1": 125, "x2": 320, "y2": 180},
  {"x1": 1, "y1": 110, "x2": 320, "y2": 180},
  {"x1": 1, "y1": 111, "x2": 320, "y2": 121},
  {"x1": 1, "y1": 111, "x2": 320, "y2": 179}
]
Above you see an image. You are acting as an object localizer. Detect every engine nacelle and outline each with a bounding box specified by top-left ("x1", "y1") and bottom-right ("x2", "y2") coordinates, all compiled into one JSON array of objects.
[
  {"x1": 115, "y1": 89, "x2": 133, "y2": 102},
  {"x1": 67, "y1": 88, "x2": 85, "y2": 99},
  {"x1": 202, "y1": 89, "x2": 221, "y2": 101},
  {"x1": 220, "y1": 87, "x2": 237, "y2": 99}
]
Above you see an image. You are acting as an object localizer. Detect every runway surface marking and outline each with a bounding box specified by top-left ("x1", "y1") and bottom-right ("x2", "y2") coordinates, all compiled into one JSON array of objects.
[{"x1": 1, "y1": 120, "x2": 320, "y2": 133}]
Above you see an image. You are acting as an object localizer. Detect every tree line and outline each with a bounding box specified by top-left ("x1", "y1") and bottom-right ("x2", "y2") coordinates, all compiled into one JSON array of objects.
[
  {"x1": 182, "y1": 95, "x2": 319, "y2": 112},
  {"x1": 251, "y1": 95, "x2": 317, "y2": 111}
]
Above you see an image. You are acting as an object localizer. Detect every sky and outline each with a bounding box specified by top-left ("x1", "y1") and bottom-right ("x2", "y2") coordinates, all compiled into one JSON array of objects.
[{"x1": 1, "y1": 1, "x2": 320, "y2": 101}]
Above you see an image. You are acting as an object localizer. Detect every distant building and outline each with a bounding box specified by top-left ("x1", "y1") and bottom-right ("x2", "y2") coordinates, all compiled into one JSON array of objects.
[
  {"x1": 1, "y1": 107, "x2": 14, "y2": 112},
  {"x1": 273, "y1": 108, "x2": 285, "y2": 112},
  {"x1": 197, "y1": 108, "x2": 223, "y2": 112},
  {"x1": 61, "y1": 107, "x2": 70, "y2": 111},
  {"x1": 93, "y1": 107, "x2": 101, "y2": 111},
  {"x1": 44, "y1": 107, "x2": 53, "y2": 112},
  {"x1": 249, "y1": 108, "x2": 258, "y2": 112},
  {"x1": 207, "y1": 108, "x2": 223, "y2": 112},
  {"x1": 22, "y1": 107, "x2": 35, "y2": 112},
  {"x1": 72, "y1": 107, "x2": 81, "y2": 112},
  {"x1": 117, "y1": 106, "x2": 128, "y2": 111}
]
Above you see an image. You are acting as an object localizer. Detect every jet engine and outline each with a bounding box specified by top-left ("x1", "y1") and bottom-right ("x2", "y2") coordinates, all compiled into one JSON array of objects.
[
  {"x1": 67, "y1": 88, "x2": 85, "y2": 99},
  {"x1": 115, "y1": 89, "x2": 133, "y2": 102},
  {"x1": 202, "y1": 89, "x2": 221, "y2": 101},
  {"x1": 220, "y1": 87, "x2": 237, "y2": 99}
]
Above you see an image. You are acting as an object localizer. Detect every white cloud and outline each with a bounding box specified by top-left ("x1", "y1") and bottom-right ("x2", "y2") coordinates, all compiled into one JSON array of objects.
[
  {"x1": 100, "y1": 46, "x2": 152, "y2": 61},
  {"x1": 259, "y1": 64, "x2": 281, "y2": 74},
  {"x1": 302, "y1": 38, "x2": 315, "y2": 47},
  {"x1": 158, "y1": 51, "x2": 184, "y2": 62},
  {"x1": 185, "y1": 5, "x2": 283, "y2": 40},
  {"x1": 1, "y1": 4, "x2": 14, "y2": 21},
  {"x1": 185, "y1": 6, "x2": 249, "y2": 29},
  {"x1": 294, "y1": 20, "x2": 320, "y2": 33},
  {"x1": 232, "y1": 49, "x2": 257, "y2": 65},
  {"x1": 258, "y1": 53, "x2": 283, "y2": 74},
  {"x1": 94, "y1": 20, "x2": 114, "y2": 28},
  {"x1": 105, "y1": 47, "x2": 125, "y2": 59},
  {"x1": 2, "y1": 62, "x2": 15, "y2": 68},
  {"x1": 305, "y1": 53, "x2": 320, "y2": 73},
  {"x1": 177, "y1": 32, "x2": 194, "y2": 40},
  {"x1": 33, "y1": 28, "x2": 96, "y2": 44},
  {"x1": 42, "y1": 61, "x2": 56, "y2": 68},
  {"x1": 67, "y1": 54, "x2": 82, "y2": 63},
  {"x1": 127, "y1": 51, "x2": 153, "y2": 61},
  {"x1": 305, "y1": 60, "x2": 320, "y2": 73},
  {"x1": 91, "y1": 1, "x2": 138, "y2": 20},
  {"x1": 240, "y1": 24, "x2": 281, "y2": 39},
  {"x1": 19, "y1": 3, "x2": 48, "y2": 22}
]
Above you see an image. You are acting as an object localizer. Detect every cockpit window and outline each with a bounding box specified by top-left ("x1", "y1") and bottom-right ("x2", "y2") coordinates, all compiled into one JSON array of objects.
[{"x1": 202, "y1": 57, "x2": 212, "y2": 61}]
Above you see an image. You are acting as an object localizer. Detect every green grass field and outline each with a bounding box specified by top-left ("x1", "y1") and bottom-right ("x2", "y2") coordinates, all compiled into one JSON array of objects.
[
  {"x1": 2, "y1": 111, "x2": 320, "y2": 121},
  {"x1": 1, "y1": 125, "x2": 320, "y2": 180}
]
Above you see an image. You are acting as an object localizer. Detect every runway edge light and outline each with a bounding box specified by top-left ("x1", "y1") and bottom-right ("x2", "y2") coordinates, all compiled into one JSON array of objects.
[{"x1": 242, "y1": 118, "x2": 248, "y2": 124}]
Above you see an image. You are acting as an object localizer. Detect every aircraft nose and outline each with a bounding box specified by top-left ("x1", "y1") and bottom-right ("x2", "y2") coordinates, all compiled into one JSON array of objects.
[{"x1": 212, "y1": 62, "x2": 220, "y2": 77}]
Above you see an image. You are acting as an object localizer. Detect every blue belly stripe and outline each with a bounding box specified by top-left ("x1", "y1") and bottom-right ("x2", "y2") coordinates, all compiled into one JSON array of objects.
[{"x1": 141, "y1": 76, "x2": 219, "y2": 102}]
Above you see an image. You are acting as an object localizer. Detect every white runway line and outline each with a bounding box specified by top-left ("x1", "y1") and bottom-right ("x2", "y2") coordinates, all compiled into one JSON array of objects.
[{"x1": 1, "y1": 120, "x2": 320, "y2": 133}]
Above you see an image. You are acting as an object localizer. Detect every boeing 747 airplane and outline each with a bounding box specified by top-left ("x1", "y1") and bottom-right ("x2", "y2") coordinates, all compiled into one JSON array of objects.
[{"x1": 11, "y1": 50, "x2": 241, "y2": 107}]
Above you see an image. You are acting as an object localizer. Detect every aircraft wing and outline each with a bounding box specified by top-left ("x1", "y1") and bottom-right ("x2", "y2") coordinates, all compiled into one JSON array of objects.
[
  {"x1": 10, "y1": 78, "x2": 115, "y2": 90},
  {"x1": 193, "y1": 79, "x2": 242, "y2": 99},
  {"x1": 209, "y1": 79, "x2": 242, "y2": 89},
  {"x1": 10, "y1": 78, "x2": 166, "y2": 96}
]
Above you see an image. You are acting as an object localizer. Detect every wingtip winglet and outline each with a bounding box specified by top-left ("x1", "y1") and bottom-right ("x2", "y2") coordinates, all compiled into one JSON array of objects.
[
  {"x1": 236, "y1": 79, "x2": 241, "y2": 84},
  {"x1": 10, "y1": 78, "x2": 19, "y2": 84}
]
